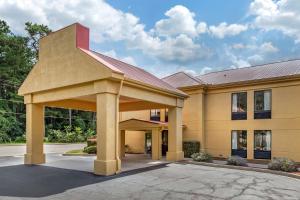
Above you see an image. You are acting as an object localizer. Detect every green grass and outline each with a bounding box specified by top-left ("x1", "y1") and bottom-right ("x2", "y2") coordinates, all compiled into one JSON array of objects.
[{"x1": 64, "y1": 149, "x2": 87, "y2": 155}]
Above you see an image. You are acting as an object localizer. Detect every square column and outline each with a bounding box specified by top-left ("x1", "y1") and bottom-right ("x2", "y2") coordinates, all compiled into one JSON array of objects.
[
  {"x1": 119, "y1": 130, "x2": 126, "y2": 158},
  {"x1": 167, "y1": 106, "x2": 184, "y2": 161},
  {"x1": 94, "y1": 93, "x2": 121, "y2": 176},
  {"x1": 24, "y1": 103, "x2": 45, "y2": 164},
  {"x1": 151, "y1": 128, "x2": 161, "y2": 160}
]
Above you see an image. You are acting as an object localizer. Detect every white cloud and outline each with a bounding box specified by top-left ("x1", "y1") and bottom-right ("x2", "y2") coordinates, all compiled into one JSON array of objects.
[
  {"x1": 154, "y1": 5, "x2": 207, "y2": 37},
  {"x1": 200, "y1": 67, "x2": 213, "y2": 75},
  {"x1": 232, "y1": 43, "x2": 246, "y2": 49},
  {"x1": 0, "y1": 1, "x2": 212, "y2": 64},
  {"x1": 225, "y1": 48, "x2": 251, "y2": 68},
  {"x1": 247, "y1": 54, "x2": 263, "y2": 63},
  {"x1": 103, "y1": 50, "x2": 137, "y2": 66},
  {"x1": 249, "y1": 0, "x2": 300, "y2": 43},
  {"x1": 209, "y1": 22, "x2": 248, "y2": 39},
  {"x1": 0, "y1": 0, "x2": 144, "y2": 43},
  {"x1": 197, "y1": 22, "x2": 208, "y2": 34},
  {"x1": 260, "y1": 42, "x2": 279, "y2": 53},
  {"x1": 134, "y1": 34, "x2": 210, "y2": 63},
  {"x1": 231, "y1": 42, "x2": 279, "y2": 54},
  {"x1": 154, "y1": 5, "x2": 197, "y2": 37}
]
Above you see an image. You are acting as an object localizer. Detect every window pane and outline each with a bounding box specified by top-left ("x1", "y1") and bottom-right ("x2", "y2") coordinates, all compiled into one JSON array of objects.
[
  {"x1": 255, "y1": 91, "x2": 264, "y2": 111},
  {"x1": 255, "y1": 90, "x2": 271, "y2": 111},
  {"x1": 232, "y1": 93, "x2": 247, "y2": 113},
  {"x1": 264, "y1": 91, "x2": 271, "y2": 111},
  {"x1": 232, "y1": 94, "x2": 238, "y2": 112},
  {"x1": 238, "y1": 93, "x2": 247, "y2": 112},
  {"x1": 254, "y1": 130, "x2": 271, "y2": 151},
  {"x1": 232, "y1": 130, "x2": 247, "y2": 150},
  {"x1": 232, "y1": 131, "x2": 238, "y2": 149},
  {"x1": 265, "y1": 131, "x2": 271, "y2": 151}
]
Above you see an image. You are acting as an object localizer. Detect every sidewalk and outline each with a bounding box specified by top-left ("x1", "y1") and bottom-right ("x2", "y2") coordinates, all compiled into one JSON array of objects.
[
  {"x1": 0, "y1": 143, "x2": 85, "y2": 157},
  {"x1": 183, "y1": 158, "x2": 300, "y2": 179}
]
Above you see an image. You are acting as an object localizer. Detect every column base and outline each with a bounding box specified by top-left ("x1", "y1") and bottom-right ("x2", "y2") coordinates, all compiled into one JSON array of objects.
[
  {"x1": 24, "y1": 153, "x2": 45, "y2": 165},
  {"x1": 94, "y1": 159, "x2": 118, "y2": 176},
  {"x1": 166, "y1": 151, "x2": 184, "y2": 161}
]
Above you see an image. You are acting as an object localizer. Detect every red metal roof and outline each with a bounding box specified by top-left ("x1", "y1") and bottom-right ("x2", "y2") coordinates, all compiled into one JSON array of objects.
[
  {"x1": 197, "y1": 59, "x2": 300, "y2": 85},
  {"x1": 164, "y1": 59, "x2": 300, "y2": 88},
  {"x1": 162, "y1": 71, "x2": 205, "y2": 88},
  {"x1": 88, "y1": 50, "x2": 187, "y2": 96}
]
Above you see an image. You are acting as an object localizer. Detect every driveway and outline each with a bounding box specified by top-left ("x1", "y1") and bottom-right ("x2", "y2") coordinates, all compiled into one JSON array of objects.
[
  {"x1": 0, "y1": 157, "x2": 299, "y2": 200},
  {"x1": 0, "y1": 143, "x2": 85, "y2": 157}
]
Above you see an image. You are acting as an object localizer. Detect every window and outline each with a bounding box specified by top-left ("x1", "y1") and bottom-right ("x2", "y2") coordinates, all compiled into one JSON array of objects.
[
  {"x1": 232, "y1": 92, "x2": 247, "y2": 120},
  {"x1": 150, "y1": 109, "x2": 160, "y2": 121},
  {"x1": 231, "y1": 130, "x2": 247, "y2": 158},
  {"x1": 254, "y1": 130, "x2": 272, "y2": 159},
  {"x1": 165, "y1": 109, "x2": 168, "y2": 122},
  {"x1": 254, "y1": 90, "x2": 271, "y2": 119}
]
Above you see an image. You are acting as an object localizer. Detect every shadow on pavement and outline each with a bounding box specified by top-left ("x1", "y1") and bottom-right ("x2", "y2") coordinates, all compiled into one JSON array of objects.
[{"x1": 0, "y1": 163, "x2": 168, "y2": 198}]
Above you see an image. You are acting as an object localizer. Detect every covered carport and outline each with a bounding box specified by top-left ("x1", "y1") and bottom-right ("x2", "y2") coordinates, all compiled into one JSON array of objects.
[{"x1": 18, "y1": 23, "x2": 187, "y2": 176}]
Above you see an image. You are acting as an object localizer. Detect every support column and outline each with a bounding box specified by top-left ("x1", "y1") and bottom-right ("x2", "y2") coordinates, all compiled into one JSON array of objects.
[
  {"x1": 247, "y1": 130, "x2": 254, "y2": 159},
  {"x1": 119, "y1": 130, "x2": 126, "y2": 158},
  {"x1": 94, "y1": 93, "x2": 120, "y2": 175},
  {"x1": 151, "y1": 128, "x2": 161, "y2": 160},
  {"x1": 24, "y1": 103, "x2": 45, "y2": 164},
  {"x1": 167, "y1": 106, "x2": 184, "y2": 161}
]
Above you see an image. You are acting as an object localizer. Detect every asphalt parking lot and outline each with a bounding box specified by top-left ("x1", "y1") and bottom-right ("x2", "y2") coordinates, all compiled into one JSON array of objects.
[{"x1": 0, "y1": 152, "x2": 300, "y2": 200}]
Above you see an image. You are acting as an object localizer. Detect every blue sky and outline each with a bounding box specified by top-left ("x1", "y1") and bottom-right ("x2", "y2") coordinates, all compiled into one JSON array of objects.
[{"x1": 1, "y1": 0, "x2": 300, "y2": 77}]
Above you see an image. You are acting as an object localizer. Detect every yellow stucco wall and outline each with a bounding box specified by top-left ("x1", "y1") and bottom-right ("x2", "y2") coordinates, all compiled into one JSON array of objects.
[
  {"x1": 123, "y1": 79, "x2": 300, "y2": 162},
  {"x1": 125, "y1": 131, "x2": 146, "y2": 153},
  {"x1": 204, "y1": 80, "x2": 300, "y2": 161}
]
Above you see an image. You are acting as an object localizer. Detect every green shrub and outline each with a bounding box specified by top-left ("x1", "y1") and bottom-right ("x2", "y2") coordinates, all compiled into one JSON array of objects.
[
  {"x1": 227, "y1": 156, "x2": 248, "y2": 166},
  {"x1": 85, "y1": 129, "x2": 96, "y2": 139},
  {"x1": 183, "y1": 141, "x2": 200, "y2": 158},
  {"x1": 268, "y1": 157, "x2": 298, "y2": 172},
  {"x1": 0, "y1": 131, "x2": 11, "y2": 143},
  {"x1": 191, "y1": 152, "x2": 212, "y2": 162},
  {"x1": 83, "y1": 145, "x2": 97, "y2": 154},
  {"x1": 14, "y1": 134, "x2": 26, "y2": 143},
  {"x1": 46, "y1": 126, "x2": 88, "y2": 143}
]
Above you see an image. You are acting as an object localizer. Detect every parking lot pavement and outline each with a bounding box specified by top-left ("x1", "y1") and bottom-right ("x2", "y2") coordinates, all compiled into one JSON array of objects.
[
  {"x1": 0, "y1": 157, "x2": 300, "y2": 200},
  {"x1": 0, "y1": 143, "x2": 85, "y2": 157}
]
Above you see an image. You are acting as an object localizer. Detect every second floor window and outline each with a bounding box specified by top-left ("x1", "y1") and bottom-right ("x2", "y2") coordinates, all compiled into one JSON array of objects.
[
  {"x1": 150, "y1": 109, "x2": 160, "y2": 121},
  {"x1": 254, "y1": 90, "x2": 271, "y2": 119},
  {"x1": 232, "y1": 92, "x2": 247, "y2": 120}
]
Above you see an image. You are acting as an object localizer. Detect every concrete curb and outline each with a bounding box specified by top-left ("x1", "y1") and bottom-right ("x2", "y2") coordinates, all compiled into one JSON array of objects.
[
  {"x1": 180, "y1": 160, "x2": 300, "y2": 180},
  {"x1": 62, "y1": 153, "x2": 95, "y2": 157}
]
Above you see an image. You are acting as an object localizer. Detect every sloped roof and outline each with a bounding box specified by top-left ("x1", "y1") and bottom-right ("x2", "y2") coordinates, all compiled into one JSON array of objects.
[
  {"x1": 84, "y1": 50, "x2": 187, "y2": 96},
  {"x1": 197, "y1": 59, "x2": 300, "y2": 85},
  {"x1": 162, "y1": 71, "x2": 205, "y2": 88}
]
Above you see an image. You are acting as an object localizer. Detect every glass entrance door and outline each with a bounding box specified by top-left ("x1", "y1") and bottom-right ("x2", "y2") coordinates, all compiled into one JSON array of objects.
[
  {"x1": 161, "y1": 130, "x2": 168, "y2": 156},
  {"x1": 231, "y1": 130, "x2": 247, "y2": 158}
]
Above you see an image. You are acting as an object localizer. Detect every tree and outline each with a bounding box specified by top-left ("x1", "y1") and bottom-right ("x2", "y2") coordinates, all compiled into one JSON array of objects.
[
  {"x1": 25, "y1": 22, "x2": 51, "y2": 60},
  {"x1": 0, "y1": 19, "x2": 95, "y2": 143}
]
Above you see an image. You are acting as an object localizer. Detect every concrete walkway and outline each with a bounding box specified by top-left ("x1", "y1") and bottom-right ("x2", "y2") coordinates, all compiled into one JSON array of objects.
[{"x1": 0, "y1": 143, "x2": 85, "y2": 157}]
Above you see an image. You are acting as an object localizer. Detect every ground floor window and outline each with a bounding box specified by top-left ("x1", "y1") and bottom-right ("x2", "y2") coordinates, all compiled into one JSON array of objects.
[
  {"x1": 231, "y1": 130, "x2": 247, "y2": 158},
  {"x1": 254, "y1": 130, "x2": 272, "y2": 159}
]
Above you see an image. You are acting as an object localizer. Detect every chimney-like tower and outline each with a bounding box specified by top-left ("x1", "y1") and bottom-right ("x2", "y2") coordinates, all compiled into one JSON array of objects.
[{"x1": 39, "y1": 23, "x2": 90, "y2": 60}]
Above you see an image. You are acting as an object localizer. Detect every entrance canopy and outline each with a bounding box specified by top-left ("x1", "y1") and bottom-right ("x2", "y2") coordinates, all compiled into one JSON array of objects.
[
  {"x1": 120, "y1": 118, "x2": 168, "y2": 131},
  {"x1": 18, "y1": 23, "x2": 187, "y2": 176}
]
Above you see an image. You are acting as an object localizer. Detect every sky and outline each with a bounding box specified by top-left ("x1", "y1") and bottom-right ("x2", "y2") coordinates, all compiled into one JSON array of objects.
[{"x1": 1, "y1": 0, "x2": 300, "y2": 77}]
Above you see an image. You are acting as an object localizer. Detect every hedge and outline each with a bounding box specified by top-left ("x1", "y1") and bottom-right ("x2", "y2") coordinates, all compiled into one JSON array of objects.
[{"x1": 183, "y1": 141, "x2": 200, "y2": 158}]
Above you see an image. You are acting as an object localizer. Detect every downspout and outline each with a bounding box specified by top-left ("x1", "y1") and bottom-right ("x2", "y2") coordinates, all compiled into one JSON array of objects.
[{"x1": 115, "y1": 79, "x2": 124, "y2": 174}]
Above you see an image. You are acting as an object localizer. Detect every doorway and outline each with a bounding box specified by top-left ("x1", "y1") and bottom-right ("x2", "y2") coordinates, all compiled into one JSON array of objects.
[
  {"x1": 145, "y1": 132, "x2": 152, "y2": 155},
  {"x1": 162, "y1": 130, "x2": 168, "y2": 156}
]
